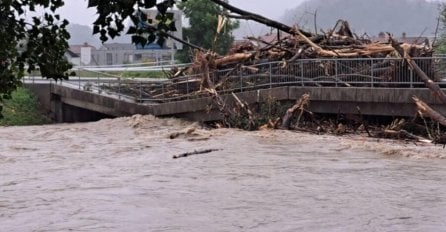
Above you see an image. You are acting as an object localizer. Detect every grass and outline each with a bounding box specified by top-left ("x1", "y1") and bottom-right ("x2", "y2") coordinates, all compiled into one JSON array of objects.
[
  {"x1": 115, "y1": 70, "x2": 167, "y2": 78},
  {"x1": 0, "y1": 88, "x2": 51, "y2": 126},
  {"x1": 71, "y1": 70, "x2": 167, "y2": 79},
  {"x1": 28, "y1": 68, "x2": 169, "y2": 79}
]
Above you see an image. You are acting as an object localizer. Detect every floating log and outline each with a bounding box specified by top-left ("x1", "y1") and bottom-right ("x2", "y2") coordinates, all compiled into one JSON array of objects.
[{"x1": 173, "y1": 149, "x2": 221, "y2": 159}]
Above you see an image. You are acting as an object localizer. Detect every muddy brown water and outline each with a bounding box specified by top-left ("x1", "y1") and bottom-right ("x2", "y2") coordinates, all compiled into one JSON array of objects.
[{"x1": 1, "y1": 115, "x2": 446, "y2": 231}]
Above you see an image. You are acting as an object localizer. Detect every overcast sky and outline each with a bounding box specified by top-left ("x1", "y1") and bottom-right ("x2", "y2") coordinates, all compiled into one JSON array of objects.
[{"x1": 57, "y1": 0, "x2": 306, "y2": 26}]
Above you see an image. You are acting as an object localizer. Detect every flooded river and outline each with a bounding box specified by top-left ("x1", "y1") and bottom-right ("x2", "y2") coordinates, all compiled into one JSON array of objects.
[{"x1": 1, "y1": 115, "x2": 446, "y2": 231}]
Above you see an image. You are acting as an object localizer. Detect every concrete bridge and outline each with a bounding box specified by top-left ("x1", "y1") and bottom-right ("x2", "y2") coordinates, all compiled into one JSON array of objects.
[
  {"x1": 24, "y1": 57, "x2": 446, "y2": 122},
  {"x1": 25, "y1": 82, "x2": 446, "y2": 123}
]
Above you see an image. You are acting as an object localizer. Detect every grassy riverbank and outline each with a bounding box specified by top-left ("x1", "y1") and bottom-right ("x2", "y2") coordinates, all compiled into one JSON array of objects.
[
  {"x1": 72, "y1": 70, "x2": 167, "y2": 79},
  {"x1": 30, "y1": 69, "x2": 168, "y2": 79},
  {"x1": 0, "y1": 88, "x2": 51, "y2": 126}
]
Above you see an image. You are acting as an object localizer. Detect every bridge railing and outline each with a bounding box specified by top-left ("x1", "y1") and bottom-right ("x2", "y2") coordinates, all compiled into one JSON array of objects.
[{"x1": 50, "y1": 56, "x2": 446, "y2": 103}]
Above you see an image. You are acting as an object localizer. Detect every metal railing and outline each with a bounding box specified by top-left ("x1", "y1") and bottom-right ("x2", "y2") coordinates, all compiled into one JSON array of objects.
[{"x1": 43, "y1": 56, "x2": 446, "y2": 103}]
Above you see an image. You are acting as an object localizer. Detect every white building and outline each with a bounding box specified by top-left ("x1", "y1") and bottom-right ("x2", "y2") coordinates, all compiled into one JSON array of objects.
[
  {"x1": 64, "y1": 50, "x2": 80, "y2": 66},
  {"x1": 67, "y1": 10, "x2": 183, "y2": 66},
  {"x1": 69, "y1": 42, "x2": 175, "y2": 66}
]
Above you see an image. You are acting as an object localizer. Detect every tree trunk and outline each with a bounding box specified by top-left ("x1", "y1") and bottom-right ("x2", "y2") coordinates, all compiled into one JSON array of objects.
[
  {"x1": 408, "y1": 60, "x2": 446, "y2": 104},
  {"x1": 280, "y1": 94, "x2": 310, "y2": 129},
  {"x1": 209, "y1": 0, "x2": 315, "y2": 38},
  {"x1": 215, "y1": 53, "x2": 253, "y2": 66},
  {"x1": 413, "y1": 96, "x2": 446, "y2": 127}
]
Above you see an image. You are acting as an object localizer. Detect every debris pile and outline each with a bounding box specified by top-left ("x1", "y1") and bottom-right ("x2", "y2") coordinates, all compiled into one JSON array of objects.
[
  {"x1": 103, "y1": 1, "x2": 446, "y2": 146},
  {"x1": 126, "y1": 19, "x2": 435, "y2": 102}
]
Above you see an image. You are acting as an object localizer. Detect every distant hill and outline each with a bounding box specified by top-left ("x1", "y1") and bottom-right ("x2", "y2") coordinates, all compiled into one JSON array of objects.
[
  {"x1": 67, "y1": 24, "x2": 132, "y2": 48},
  {"x1": 282, "y1": 0, "x2": 442, "y2": 37}
]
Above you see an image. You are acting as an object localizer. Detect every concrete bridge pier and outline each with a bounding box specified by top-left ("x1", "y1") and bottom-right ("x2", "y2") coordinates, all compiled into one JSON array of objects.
[{"x1": 50, "y1": 94, "x2": 63, "y2": 123}]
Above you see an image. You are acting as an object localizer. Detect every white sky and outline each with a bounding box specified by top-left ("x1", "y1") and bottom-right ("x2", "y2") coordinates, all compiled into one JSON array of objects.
[{"x1": 57, "y1": 0, "x2": 306, "y2": 26}]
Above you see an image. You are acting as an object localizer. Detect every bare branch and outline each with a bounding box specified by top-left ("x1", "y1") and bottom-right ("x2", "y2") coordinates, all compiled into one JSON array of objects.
[{"x1": 209, "y1": 0, "x2": 315, "y2": 38}]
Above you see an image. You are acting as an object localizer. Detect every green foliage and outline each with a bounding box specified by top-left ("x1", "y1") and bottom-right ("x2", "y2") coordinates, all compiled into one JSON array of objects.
[
  {"x1": 217, "y1": 97, "x2": 286, "y2": 131},
  {"x1": 89, "y1": 0, "x2": 238, "y2": 63},
  {"x1": 89, "y1": 0, "x2": 182, "y2": 47},
  {"x1": 0, "y1": 0, "x2": 72, "y2": 116},
  {"x1": 435, "y1": 37, "x2": 446, "y2": 54},
  {"x1": 73, "y1": 70, "x2": 166, "y2": 79},
  {"x1": 176, "y1": 0, "x2": 239, "y2": 62},
  {"x1": 0, "y1": 88, "x2": 50, "y2": 126},
  {"x1": 437, "y1": 4, "x2": 446, "y2": 54},
  {"x1": 256, "y1": 97, "x2": 286, "y2": 126},
  {"x1": 116, "y1": 70, "x2": 166, "y2": 78}
]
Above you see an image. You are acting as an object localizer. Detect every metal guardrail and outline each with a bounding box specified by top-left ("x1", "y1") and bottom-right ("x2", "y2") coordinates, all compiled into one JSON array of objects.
[
  {"x1": 76, "y1": 62, "x2": 192, "y2": 72},
  {"x1": 36, "y1": 56, "x2": 446, "y2": 103}
]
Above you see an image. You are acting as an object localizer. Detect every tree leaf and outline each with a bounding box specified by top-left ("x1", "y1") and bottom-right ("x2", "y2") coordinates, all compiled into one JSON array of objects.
[
  {"x1": 126, "y1": 26, "x2": 137, "y2": 34},
  {"x1": 148, "y1": 33, "x2": 156, "y2": 44},
  {"x1": 93, "y1": 25, "x2": 100, "y2": 34},
  {"x1": 157, "y1": 36, "x2": 166, "y2": 47},
  {"x1": 88, "y1": 0, "x2": 99, "y2": 7},
  {"x1": 144, "y1": 0, "x2": 157, "y2": 8},
  {"x1": 156, "y1": 2, "x2": 168, "y2": 14}
]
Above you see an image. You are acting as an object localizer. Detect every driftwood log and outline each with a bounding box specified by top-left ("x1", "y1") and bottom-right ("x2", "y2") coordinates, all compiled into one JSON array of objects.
[
  {"x1": 413, "y1": 96, "x2": 446, "y2": 127},
  {"x1": 173, "y1": 149, "x2": 221, "y2": 159},
  {"x1": 381, "y1": 129, "x2": 432, "y2": 143},
  {"x1": 280, "y1": 94, "x2": 310, "y2": 129}
]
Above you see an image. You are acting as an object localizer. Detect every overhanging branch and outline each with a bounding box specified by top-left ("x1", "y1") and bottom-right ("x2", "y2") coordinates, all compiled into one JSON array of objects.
[
  {"x1": 160, "y1": 31, "x2": 206, "y2": 52},
  {"x1": 209, "y1": 0, "x2": 314, "y2": 37}
]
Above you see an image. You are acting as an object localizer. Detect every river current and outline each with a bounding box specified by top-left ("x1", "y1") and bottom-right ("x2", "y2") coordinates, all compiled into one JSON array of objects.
[{"x1": 1, "y1": 115, "x2": 445, "y2": 231}]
